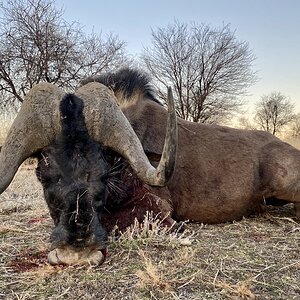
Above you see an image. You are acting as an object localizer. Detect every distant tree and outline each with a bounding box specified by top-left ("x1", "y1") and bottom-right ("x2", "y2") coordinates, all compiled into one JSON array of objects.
[
  {"x1": 254, "y1": 92, "x2": 296, "y2": 135},
  {"x1": 291, "y1": 113, "x2": 300, "y2": 137},
  {"x1": 0, "y1": 0, "x2": 128, "y2": 107},
  {"x1": 237, "y1": 116, "x2": 256, "y2": 130},
  {"x1": 142, "y1": 21, "x2": 256, "y2": 123}
]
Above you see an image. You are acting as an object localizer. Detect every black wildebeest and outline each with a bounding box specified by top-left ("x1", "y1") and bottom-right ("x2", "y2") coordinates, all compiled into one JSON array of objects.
[
  {"x1": 0, "y1": 79, "x2": 177, "y2": 265},
  {"x1": 81, "y1": 68, "x2": 300, "y2": 224},
  {"x1": 1, "y1": 68, "x2": 300, "y2": 265}
]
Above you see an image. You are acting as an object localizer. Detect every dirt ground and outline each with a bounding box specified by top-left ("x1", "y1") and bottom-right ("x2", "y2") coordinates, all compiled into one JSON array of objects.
[{"x1": 1, "y1": 165, "x2": 300, "y2": 300}]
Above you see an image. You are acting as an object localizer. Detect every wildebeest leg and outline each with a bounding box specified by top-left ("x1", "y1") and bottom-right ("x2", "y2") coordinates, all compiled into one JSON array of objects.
[
  {"x1": 270, "y1": 174, "x2": 300, "y2": 218},
  {"x1": 270, "y1": 193, "x2": 300, "y2": 218},
  {"x1": 260, "y1": 142, "x2": 300, "y2": 219}
]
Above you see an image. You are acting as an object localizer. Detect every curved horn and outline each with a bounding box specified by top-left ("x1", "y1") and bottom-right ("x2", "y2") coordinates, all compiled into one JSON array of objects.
[
  {"x1": 153, "y1": 87, "x2": 177, "y2": 183},
  {"x1": 75, "y1": 83, "x2": 177, "y2": 186},
  {"x1": 0, "y1": 83, "x2": 63, "y2": 194},
  {"x1": 0, "y1": 82, "x2": 177, "y2": 194}
]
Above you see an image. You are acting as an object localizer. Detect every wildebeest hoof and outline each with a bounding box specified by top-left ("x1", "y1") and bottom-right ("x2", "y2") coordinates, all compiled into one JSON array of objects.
[{"x1": 48, "y1": 247, "x2": 105, "y2": 266}]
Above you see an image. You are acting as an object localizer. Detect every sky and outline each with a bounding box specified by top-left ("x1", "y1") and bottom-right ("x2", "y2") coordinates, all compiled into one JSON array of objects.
[{"x1": 56, "y1": 1, "x2": 299, "y2": 113}]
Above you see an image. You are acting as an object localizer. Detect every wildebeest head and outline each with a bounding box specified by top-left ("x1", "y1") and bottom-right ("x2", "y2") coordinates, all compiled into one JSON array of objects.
[
  {"x1": 36, "y1": 94, "x2": 112, "y2": 265},
  {"x1": 0, "y1": 82, "x2": 177, "y2": 265}
]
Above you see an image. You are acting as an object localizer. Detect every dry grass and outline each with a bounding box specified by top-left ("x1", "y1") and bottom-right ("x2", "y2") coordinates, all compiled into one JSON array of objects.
[
  {"x1": 0, "y1": 115, "x2": 14, "y2": 145},
  {"x1": 1, "y1": 167, "x2": 300, "y2": 300}
]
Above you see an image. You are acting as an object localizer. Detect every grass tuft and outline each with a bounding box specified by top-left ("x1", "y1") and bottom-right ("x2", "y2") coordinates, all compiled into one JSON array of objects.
[{"x1": 136, "y1": 250, "x2": 172, "y2": 292}]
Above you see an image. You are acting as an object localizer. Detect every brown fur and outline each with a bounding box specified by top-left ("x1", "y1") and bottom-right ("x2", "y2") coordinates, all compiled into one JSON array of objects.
[{"x1": 121, "y1": 99, "x2": 300, "y2": 224}]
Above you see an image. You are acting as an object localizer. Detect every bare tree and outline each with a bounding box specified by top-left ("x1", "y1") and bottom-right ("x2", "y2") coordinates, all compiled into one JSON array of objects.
[
  {"x1": 142, "y1": 21, "x2": 256, "y2": 123},
  {"x1": 237, "y1": 116, "x2": 257, "y2": 130},
  {"x1": 254, "y1": 92, "x2": 296, "y2": 135},
  {"x1": 0, "y1": 0, "x2": 128, "y2": 106},
  {"x1": 290, "y1": 113, "x2": 300, "y2": 137}
]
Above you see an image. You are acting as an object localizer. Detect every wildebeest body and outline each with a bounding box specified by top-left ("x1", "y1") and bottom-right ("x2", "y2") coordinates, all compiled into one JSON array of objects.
[
  {"x1": 1, "y1": 67, "x2": 300, "y2": 265},
  {"x1": 123, "y1": 100, "x2": 300, "y2": 223},
  {"x1": 83, "y1": 68, "x2": 300, "y2": 224}
]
